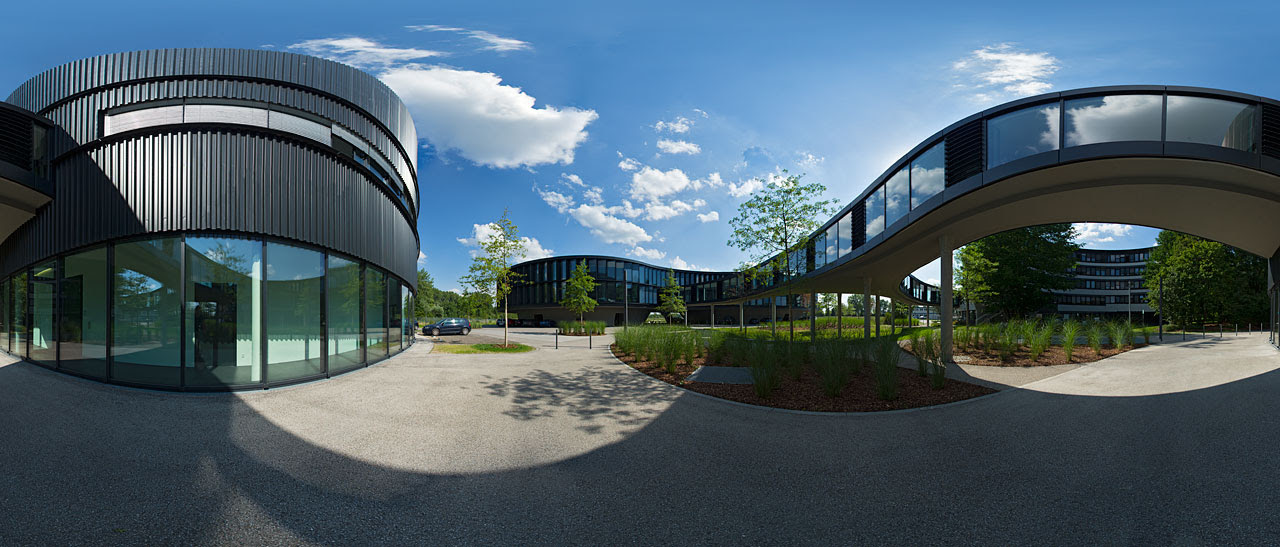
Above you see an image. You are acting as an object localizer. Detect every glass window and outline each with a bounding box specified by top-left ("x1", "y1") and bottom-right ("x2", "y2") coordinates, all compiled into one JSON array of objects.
[
  {"x1": 1064, "y1": 95, "x2": 1162, "y2": 147},
  {"x1": 184, "y1": 237, "x2": 262, "y2": 388},
  {"x1": 61, "y1": 248, "x2": 108, "y2": 378},
  {"x1": 402, "y1": 284, "x2": 412, "y2": 349},
  {"x1": 366, "y1": 268, "x2": 388, "y2": 361},
  {"x1": 825, "y1": 224, "x2": 838, "y2": 265},
  {"x1": 265, "y1": 242, "x2": 323, "y2": 383},
  {"x1": 30, "y1": 262, "x2": 56, "y2": 366},
  {"x1": 910, "y1": 142, "x2": 946, "y2": 208},
  {"x1": 326, "y1": 255, "x2": 362, "y2": 372},
  {"x1": 885, "y1": 169, "x2": 908, "y2": 227},
  {"x1": 0, "y1": 278, "x2": 8, "y2": 354},
  {"x1": 1166, "y1": 96, "x2": 1256, "y2": 152},
  {"x1": 987, "y1": 103, "x2": 1060, "y2": 168},
  {"x1": 865, "y1": 186, "x2": 885, "y2": 241},
  {"x1": 838, "y1": 213, "x2": 853, "y2": 256},
  {"x1": 14, "y1": 273, "x2": 26, "y2": 358},
  {"x1": 814, "y1": 233, "x2": 827, "y2": 269},
  {"x1": 113, "y1": 238, "x2": 182, "y2": 386},
  {"x1": 389, "y1": 279, "x2": 402, "y2": 354}
]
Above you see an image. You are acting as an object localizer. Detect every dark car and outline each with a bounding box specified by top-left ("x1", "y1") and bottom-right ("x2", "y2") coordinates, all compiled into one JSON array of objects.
[
  {"x1": 424, "y1": 318, "x2": 471, "y2": 336},
  {"x1": 497, "y1": 318, "x2": 523, "y2": 328}
]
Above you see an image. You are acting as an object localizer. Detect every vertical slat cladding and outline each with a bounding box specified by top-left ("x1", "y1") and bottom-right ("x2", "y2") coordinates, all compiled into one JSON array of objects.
[
  {"x1": 1261, "y1": 103, "x2": 1280, "y2": 159},
  {"x1": 851, "y1": 203, "x2": 866, "y2": 249},
  {"x1": 944, "y1": 119, "x2": 984, "y2": 186}
]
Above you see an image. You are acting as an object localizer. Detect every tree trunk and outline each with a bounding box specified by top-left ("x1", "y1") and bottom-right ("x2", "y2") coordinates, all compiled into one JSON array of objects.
[{"x1": 503, "y1": 296, "x2": 509, "y2": 347}]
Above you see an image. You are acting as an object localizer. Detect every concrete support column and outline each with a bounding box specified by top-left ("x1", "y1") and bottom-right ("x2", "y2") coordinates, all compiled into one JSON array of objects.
[
  {"x1": 739, "y1": 303, "x2": 744, "y2": 332},
  {"x1": 711, "y1": 304, "x2": 716, "y2": 329},
  {"x1": 863, "y1": 279, "x2": 872, "y2": 339},
  {"x1": 837, "y1": 292, "x2": 843, "y2": 338},
  {"x1": 809, "y1": 292, "x2": 817, "y2": 341},
  {"x1": 890, "y1": 300, "x2": 895, "y2": 336},
  {"x1": 940, "y1": 235, "x2": 954, "y2": 363},
  {"x1": 875, "y1": 295, "x2": 881, "y2": 337},
  {"x1": 771, "y1": 298, "x2": 777, "y2": 337}
]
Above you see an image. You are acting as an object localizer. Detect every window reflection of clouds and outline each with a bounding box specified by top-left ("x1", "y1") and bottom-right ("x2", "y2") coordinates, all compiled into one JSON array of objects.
[
  {"x1": 987, "y1": 104, "x2": 1060, "y2": 168},
  {"x1": 864, "y1": 186, "x2": 885, "y2": 240},
  {"x1": 910, "y1": 143, "x2": 945, "y2": 208},
  {"x1": 1166, "y1": 96, "x2": 1256, "y2": 151},
  {"x1": 1064, "y1": 95, "x2": 1162, "y2": 147},
  {"x1": 885, "y1": 169, "x2": 908, "y2": 226}
]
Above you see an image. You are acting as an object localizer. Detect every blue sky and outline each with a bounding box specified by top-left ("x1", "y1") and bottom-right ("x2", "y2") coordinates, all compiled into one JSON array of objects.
[{"x1": 2, "y1": 1, "x2": 1278, "y2": 289}]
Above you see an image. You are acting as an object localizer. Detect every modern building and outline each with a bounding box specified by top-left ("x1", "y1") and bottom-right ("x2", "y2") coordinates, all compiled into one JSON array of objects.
[
  {"x1": 0, "y1": 49, "x2": 421, "y2": 390},
  {"x1": 1054, "y1": 247, "x2": 1153, "y2": 322}
]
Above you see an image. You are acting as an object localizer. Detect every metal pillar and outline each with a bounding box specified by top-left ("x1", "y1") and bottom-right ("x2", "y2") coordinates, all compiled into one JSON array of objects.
[
  {"x1": 771, "y1": 298, "x2": 777, "y2": 337},
  {"x1": 739, "y1": 302, "x2": 744, "y2": 332},
  {"x1": 809, "y1": 292, "x2": 817, "y2": 341},
  {"x1": 863, "y1": 279, "x2": 872, "y2": 339},
  {"x1": 875, "y1": 294, "x2": 881, "y2": 337},
  {"x1": 940, "y1": 235, "x2": 954, "y2": 363},
  {"x1": 837, "y1": 292, "x2": 843, "y2": 338}
]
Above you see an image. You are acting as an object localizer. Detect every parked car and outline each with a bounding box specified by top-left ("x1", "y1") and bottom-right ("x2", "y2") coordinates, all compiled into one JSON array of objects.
[
  {"x1": 537, "y1": 319, "x2": 557, "y2": 328},
  {"x1": 424, "y1": 318, "x2": 471, "y2": 336},
  {"x1": 496, "y1": 318, "x2": 522, "y2": 328}
]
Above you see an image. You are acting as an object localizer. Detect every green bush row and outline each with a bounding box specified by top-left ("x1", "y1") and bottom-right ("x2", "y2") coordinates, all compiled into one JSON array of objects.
[{"x1": 559, "y1": 321, "x2": 606, "y2": 335}]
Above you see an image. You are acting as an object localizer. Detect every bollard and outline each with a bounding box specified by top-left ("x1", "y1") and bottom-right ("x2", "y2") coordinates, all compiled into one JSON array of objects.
[
  {"x1": 556, "y1": 332, "x2": 558, "y2": 349},
  {"x1": 1219, "y1": 323, "x2": 1222, "y2": 338},
  {"x1": 589, "y1": 333, "x2": 593, "y2": 349}
]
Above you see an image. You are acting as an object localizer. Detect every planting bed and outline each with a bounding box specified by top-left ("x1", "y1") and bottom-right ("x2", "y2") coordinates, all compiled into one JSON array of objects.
[
  {"x1": 945, "y1": 344, "x2": 1140, "y2": 367},
  {"x1": 612, "y1": 344, "x2": 995, "y2": 412}
]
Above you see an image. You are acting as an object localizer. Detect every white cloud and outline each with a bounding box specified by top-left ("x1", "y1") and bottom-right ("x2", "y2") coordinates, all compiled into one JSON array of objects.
[
  {"x1": 670, "y1": 256, "x2": 712, "y2": 271},
  {"x1": 379, "y1": 64, "x2": 598, "y2": 168},
  {"x1": 628, "y1": 246, "x2": 666, "y2": 261},
  {"x1": 692, "y1": 108, "x2": 708, "y2": 118},
  {"x1": 728, "y1": 177, "x2": 764, "y2": 198},
  {"x1": 406, "y1": 25, "x2": 532, "y2": 52},
  {"x1": 798, "y1": 152, "x2": 824, "y2": 169},
  {"x1": 417, "y1": 250, "x2": 428, "y2": 264},
  {"x1": 609, "y1": 200, "x2": 645, "y2": 219},
  {"x1": 583, "y1": 186, "x2": 604, "y2": 205},
  {"x1": 656, "y1": 139, "x2": 701, "y2": 155},
  {"x1": 568, "y1": 205, "x2": 653, "y2": 246},
  {"x1": 629, "y1": 166, "x2": 693, "y2": 202},
  {"x1": 561, "y1": 173, "x2": 586, "y2": 187},
  {"x1": 1074, "y1": 222, "x2": 1133, "y2": 245},
  {"x1": 643, "y1": 199, "x2": 699, "y2": 221},
  {"x1": 704, "y1": 172, "x2": 724, "y2": 187},
  {"x1": 458, "y1": 223, "x2": 554, "y2": 259},
  {"x1": 288, "y1": 37, "x2": 445, "y2": 69},
  {"x1": 538, "y1": 189, "x2": 575, "y2": 213},
  {"x1": 618, "y1": 157, "x2": 641, "y2": 171},
  {"x1": 953, "y1": 43, "x2": 1059, "y2": 101},
  {"x1": 653, "y1": 116, "x2": 693, "y2": 133},
  {"x1": 697, "y1": 211, "x2": 719, "y2": 223}
]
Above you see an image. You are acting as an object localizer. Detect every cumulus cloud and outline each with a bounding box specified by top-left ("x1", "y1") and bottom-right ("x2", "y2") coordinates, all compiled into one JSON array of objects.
[
  {"x1": 417, "y1": 250, "x2": 428, "y2": 264},
  {"x1": 653, "y1": 116, "x2": 693, "y2": 133},
  {"x1": 617, "y1": 156, "x2": 641, "y2": 171},
  {"x1": 656, "y1": 139, "x2": 701, "y2": 155},
  {"x1": 583, "y1": 186, "x2": 604, "y2": 205},
  {"x1": 538, "y1": 189, "x2": 575, "y2": 213},
  {"x1": 953, "y1": 43, "x2": 1059, "y2": 101},
  {"x1": 561, "y1": 173, "x2": 586, "y2": 187},
  {"x1": 568, "y1": 205, "x2": 653, "y2": 246},
  {"x1": 288, "y1": 37, "x2": 445, "y2": 69},
  {"x1": 670, "y1": 256, "x2": 712, "y2": 271},
  {"x1": 458, "y1": 223, "x2": 554, "y2": 259},
  {"x1": 798, "y1": 152, "x2": 824, "y2": 169},
  {"x1": 629, "y1": 166, "x2": 693, "y2": 203},
  {"x1": 628, "y1": 246, "x2": 666, "y2": 261},
  {"x1": 643, "y1": 199, "x2": 700, "y2": 221},
  {"x1": 406, "y1": 25, "x2": 532, "y2": 52},
  {"x1": 697, "y1": 211, "x2": 719, "y2": 223},
  {"x1": 380, "y1": 65, "x2": 598, "y2": 168},
  {"x1": 1074, "y1": 222, "x2": 1133, "y2": 244},
  {"x1": 728, "y1": 177, "x2": 764, "y2": 198}
]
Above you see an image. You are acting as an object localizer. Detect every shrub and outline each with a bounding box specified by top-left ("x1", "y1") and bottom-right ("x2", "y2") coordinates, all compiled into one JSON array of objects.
[
  {"x1": 872, "y1": 336, "x2": 900, "y2": 401},
  {"x1": 1085, "y1": 321, "x2": 1104, "y2": 355},
  {"x1": 1060, "y1": 319, "x2": 1081, "y2": 362},
  {"x1": 1108, "y1": 320, "x2": 1131, "y2": 350}
]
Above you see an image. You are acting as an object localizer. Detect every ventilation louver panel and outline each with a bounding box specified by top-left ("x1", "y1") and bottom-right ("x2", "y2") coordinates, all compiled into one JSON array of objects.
[
  {"x1": 945, "y1": 119, "x2": 984, "y2": 185},
  {"x1": 0, "y1": 109, "x2": 34, "y2": 170},
  {"x1": 1261, "y1": 103, "x2": 1280, "y2": 160},
  {"x1": 851, "y1": 202, "x2": 866, "y2": 249}
]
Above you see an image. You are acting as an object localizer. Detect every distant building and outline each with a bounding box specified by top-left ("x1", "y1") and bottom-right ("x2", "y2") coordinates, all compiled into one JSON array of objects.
[{"x1": 1053, "y1": 247, "x2": 1153, "y2": 322}]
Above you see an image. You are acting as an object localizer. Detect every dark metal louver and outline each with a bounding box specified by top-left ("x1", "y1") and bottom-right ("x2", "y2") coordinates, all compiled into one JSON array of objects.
[
  {"x1": 0, "y1": 108, "x2": 34, "y2": 170},
  {"x1": 1261, "y1": 103, "x2": 1280, "y2": 160},
  {"x1": 945, "y1": 119, "x2": 984, "y2": 185},
  {"x1": 851, "y1": 202, "x2": 866, "y2": 249}
]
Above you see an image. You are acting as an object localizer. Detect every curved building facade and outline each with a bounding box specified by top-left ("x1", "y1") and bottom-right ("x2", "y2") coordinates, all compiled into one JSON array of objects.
[{"x1": 0, "y1": 49, "x2": 420, "y2": 390}]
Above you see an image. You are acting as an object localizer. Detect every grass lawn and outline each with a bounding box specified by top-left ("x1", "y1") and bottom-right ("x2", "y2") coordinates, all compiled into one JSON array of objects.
[{"x1": 433, "y1": 343, "x2": 535, "y2": 354}]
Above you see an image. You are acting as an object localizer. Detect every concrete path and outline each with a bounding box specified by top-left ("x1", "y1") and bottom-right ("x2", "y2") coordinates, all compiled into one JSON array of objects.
[{"x1": 1, "y1": 333, "x2": 1279, "y2": 544}]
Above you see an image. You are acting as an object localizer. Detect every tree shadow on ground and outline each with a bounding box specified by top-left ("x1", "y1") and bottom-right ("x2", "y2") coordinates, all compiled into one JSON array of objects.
[{"x1": 479, "y1": 364, "x2": 676, "y2": 434}]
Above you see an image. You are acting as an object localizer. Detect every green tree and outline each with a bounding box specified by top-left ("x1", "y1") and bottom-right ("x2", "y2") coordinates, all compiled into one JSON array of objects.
[
  {"x1": 955, "y1": 244, "x2": 995, "y2": 325},
  {"x1": 727, "y1": 171, "x2": 837, "y2": 341},
  {"x1": 459, "y1": 209, "x2": 525, "y2": 346},
  {"x1": 560, "y1": 259, "x2": 598, "y2": 322},
  {"x1": 1143, "y1": 230, "x2": 1266, "y2": 328},
  {"x1": 955, "y1": 224, "x2": 1079, "y2": 319},
  {"x1": 657, "y1": 269, "x2": 686, "y2": 324},
  {"x1": 415, "y1": 269, "x2": 444, "y2": 320}
]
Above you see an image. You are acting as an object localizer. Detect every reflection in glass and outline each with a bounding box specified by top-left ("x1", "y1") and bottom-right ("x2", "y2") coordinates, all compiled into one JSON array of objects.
[
  {"x1": 910, "y1": 143, "x2": 946, "y2": 208},
  {"x1": 1065, "y1": 95, "x2": 1162, "y2": 147},
  {"x1": 814, "y1": 233, "x2": 827, "y2": 269},
  {"x1": 366, "y1": 268, "x2": 388, "y2": 361},
  {"x1": 184, "y1": 237, "x2": 262, "y2": 387},
  {"x1": 838, "y1": 213, "x2": 853, "y2": 256},
  {"x1": 1166, "y1": 96, "x2": 1256, "y2": 151},
  {"x1": 885, "y1": 169, "x2": 908, "y2": 227},
  {"x1": 328, "y1": 256, "x2": 363, "y2": 372},
  {"x1": 30, "y1": 263, "x2": 55, "y2": 365},
  {"x1": 61, "y1": 248, "x2": 108, "y2": 377},
  {"x1": 402, "y1": 284, "x2": 413, "y2": 348},
  {"x1": 825, "y1": 224, "x2": 838, "y2": 265},
  {"x1": 1, "y1": 278, "x2": 8, "y2": 353},
  {"x1": 113, "y1": 238, "x2": 182, "y2": 386},
  {"x1": 13, "y1": 274, "x2": 26, "y2": 358},
  {"x1": 987, "y1": 103, "x2": 1060, "y2": 168},
  {"x1": 265, "y1": 242, "x2": 324, "y2": 383},
  {"x1": 389, "y1": 279, "x2": 402, "y2": 354},
  {"x1": 865, "y1": 186, "x2": 885, "y2": 240}
]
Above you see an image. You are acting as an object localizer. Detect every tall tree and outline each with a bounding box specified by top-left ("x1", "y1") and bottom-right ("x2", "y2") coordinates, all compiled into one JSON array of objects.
[
  {"x1": 1143, "y1": 230, "x2": 1266, "y2": 327},
  {"x1": 954, "y1": 244, "x2": 995, "y2": 325},
  {"x1": 727, "y1": 171, "x2": 837, "y2": 340},
  {"x1": 656, "y1": 269, "x2": 686, "y2": 324},
  {"x1": 561, "y1": 259, "x2": 598, "y2": 322},
  {"x1": 459, "y1": 209, "x2": 525, "y2": 346},
  {"x1": 415, "y1": 269, "x2": 444, "y2": 320},
  {"x1": 955, "y1": 224, "x2": 1079, "y2": 319}
]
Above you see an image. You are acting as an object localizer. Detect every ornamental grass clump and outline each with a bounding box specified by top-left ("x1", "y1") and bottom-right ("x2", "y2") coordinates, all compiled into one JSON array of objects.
[
  {"x1": 1108, "y1": 320, "x2": 1131, "y2": 350},
  {"x1": 1060, "y1": 319, "x2": 1081, "y2": 362},
  {"x1": 996, "y1": 326, "x2": 1018, "y2": 362},
  {"x1": 1028, "y1": 322, "x2": 1054, "y2": 361},
  {"x1": 908, "y1": 332, "x2": 928, "y2": 377},
  {"x1": 749, "y1": 342, "x2": 784, "y2": 398},
  {"x1": 872, "y1": 336, "x2": 900, "y2": 401},
  {"x1": 920, "y1": 329, "x2": 945, "y2": 389},
  {"x1": 814, "y1": 339, "x2": 852, "y2": 397},
  {"x1": 1085, "y1": 320, "x2": 1104, "y2": 356}
]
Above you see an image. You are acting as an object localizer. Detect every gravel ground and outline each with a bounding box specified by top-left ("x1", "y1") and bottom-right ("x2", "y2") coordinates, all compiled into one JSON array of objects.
[{"x1": 1, "y1": 332, "x2": 1278, "y2": 544}]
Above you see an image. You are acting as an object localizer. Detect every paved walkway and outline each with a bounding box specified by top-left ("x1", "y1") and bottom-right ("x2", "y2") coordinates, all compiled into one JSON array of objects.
[{"x1": 1, "y1": 332, "x2": 1278, "y2": 544}]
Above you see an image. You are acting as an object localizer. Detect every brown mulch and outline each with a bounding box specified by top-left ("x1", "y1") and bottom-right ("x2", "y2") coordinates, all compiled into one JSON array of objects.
[
  {"x1": 611, "y1": 344, "x2": 996, "y2": 413},
  {"x1": 942, "y1": 344, "x2": 1142, "y2": 367}
]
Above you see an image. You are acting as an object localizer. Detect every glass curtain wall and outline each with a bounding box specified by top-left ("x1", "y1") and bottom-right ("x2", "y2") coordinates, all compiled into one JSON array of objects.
[
  {"x1": 265, "y1": 242, "x2": 324, "y2": 383},
  {"x1": 327, "y1": 256, "x2": 363, "y2": 373},
  {"x1": 60, "y1": 248, "x2": 109, "y2": 378},
  {"x1": 401, "y1": 284, "x2": 412, "y2": 348},
  {"x1": 13, "y1": 273, "x2": 26, "y2": 358},
  {"x1": 113, "y1": 238, "x2": 182, "y2": 386},
  {"x1": 184, "y1": 237, "x2": 262, "y2": 388},
  {"x1": 389, "y1": 279, "x2": 402, "y2": 354},
  {"x1": 0, "y1": 278, "x2": 8, "y2": 353},
  {"x1": 30, "y1": 262, "x2": 56, "y2": 366},
  {"x1": 366, "y1": 268, "x2": 388, "y2": 361}
]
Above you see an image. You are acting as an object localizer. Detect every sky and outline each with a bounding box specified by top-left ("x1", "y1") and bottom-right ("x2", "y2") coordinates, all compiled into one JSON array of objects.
[{"x1": 2, "y1": 0, "x2": 1278, "y2": 290}]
